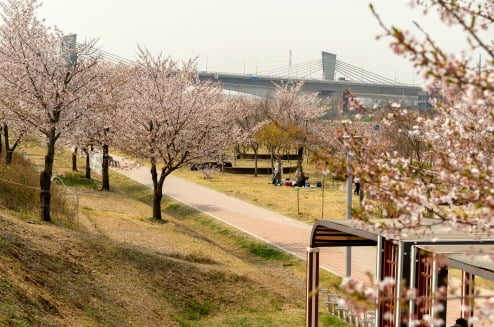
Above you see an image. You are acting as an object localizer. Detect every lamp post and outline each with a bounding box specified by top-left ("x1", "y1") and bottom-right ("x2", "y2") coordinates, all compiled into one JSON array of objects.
[
  {"x1": 305, "y1": 119, "x2": 309, "y2": 166},
  {"x1": 321, "y1": 169, "x2": 330, "y2": 219},
  {"x1": 345, "y1": 148, "x2": 353, "y2": 277},
  {"x1": 343, "y1": 135, "x2": 362, "y2": 278}
]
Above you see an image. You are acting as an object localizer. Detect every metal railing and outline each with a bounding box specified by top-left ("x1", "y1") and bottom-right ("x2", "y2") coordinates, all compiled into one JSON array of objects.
[{"x1": 320, "y1": 288, "x2": 376, "y2": 327}]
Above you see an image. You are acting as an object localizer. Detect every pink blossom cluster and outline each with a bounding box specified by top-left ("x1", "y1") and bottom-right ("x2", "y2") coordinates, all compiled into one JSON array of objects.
[{"x1": 321, "y1": 0, "x2": 494, "y2": 324}]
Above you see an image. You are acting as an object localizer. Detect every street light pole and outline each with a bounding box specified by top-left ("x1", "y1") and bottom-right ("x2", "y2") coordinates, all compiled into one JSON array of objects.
[
  {"x1": 342, "y1": 135, "x2": 362, "y2": 278},
  {"x1": 346, "y1": 149, "x2": 353, "y2": 277}
]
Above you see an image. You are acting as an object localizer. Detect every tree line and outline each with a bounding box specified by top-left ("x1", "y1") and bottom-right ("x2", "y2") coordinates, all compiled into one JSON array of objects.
[{"x1": 0, "y1": 0, "x2": 328, "y2": 221}]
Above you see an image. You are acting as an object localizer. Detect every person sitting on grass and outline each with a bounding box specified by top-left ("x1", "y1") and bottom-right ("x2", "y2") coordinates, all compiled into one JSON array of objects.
[{"x1": 295, "y1": 176, "x2": 309, "y2": 187}]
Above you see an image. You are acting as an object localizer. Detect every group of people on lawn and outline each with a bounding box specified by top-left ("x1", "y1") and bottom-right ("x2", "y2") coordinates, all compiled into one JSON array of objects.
[{"x1": 271, "y1": 163, "x2": 361, "y2": 196}]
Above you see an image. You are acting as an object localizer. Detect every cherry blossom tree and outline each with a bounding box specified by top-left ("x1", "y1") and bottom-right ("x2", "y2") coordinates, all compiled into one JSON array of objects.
[
  {"x1": 71, "y1": 61, "x2": 130, "y2": 190},
  {"x1": 317, "y1": 0, "x2": 494, "y2": 324},
  {"x1": 350, "y1": 0, "x2": 494, "y2": 233},
  {"x1": 232, "y1": 96, "x2": 267, "y2": 176},
  {"x1": 2, "y1": 118, "x2": 29, "y2": 165},
  {"x1": 0, "y1": 0, "x2": 99, "y2": 221},
  {"x1": 115, "y1": 48, "x2": 240, "y2": 220},
  {"x1": 255, "y1": 121, "x2": 298, "y2": 184},
  {"x1": 267, "y1": 82, "x2": 326, "y2": 185},
  {"x1": 0, "y1": 102, "x2": 30, "y2": 164}
]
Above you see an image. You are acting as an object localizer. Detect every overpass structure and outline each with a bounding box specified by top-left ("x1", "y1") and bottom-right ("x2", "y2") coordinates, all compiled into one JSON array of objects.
[
  {"x1": 199, "y1": 52, "x2": 426, "y2": 109},
  {"x1": 84, "y1": 45, "x2": 426, "y2": 109}
]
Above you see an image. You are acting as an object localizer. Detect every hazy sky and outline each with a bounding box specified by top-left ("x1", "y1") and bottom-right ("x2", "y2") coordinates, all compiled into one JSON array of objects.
[{"x1": 37, "y1": 0, "x2": 483, "y2": 85}]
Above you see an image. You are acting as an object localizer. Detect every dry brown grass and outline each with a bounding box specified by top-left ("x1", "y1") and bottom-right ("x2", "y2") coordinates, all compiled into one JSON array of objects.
[
  {"x1": 0, "y1": 151, "x2": 77, "y2": 225},
  {"x1": 0, "y1": 185, "x2": 313, "y2": 326},
  {"x1": 0, "y1": 141, "x2": 344, "y2": 326}
]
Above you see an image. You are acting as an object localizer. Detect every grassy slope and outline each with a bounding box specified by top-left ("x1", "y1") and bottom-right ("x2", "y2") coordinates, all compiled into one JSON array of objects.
[{"x1": 0, "y1": 143, "x2": 346, "y2": 326}]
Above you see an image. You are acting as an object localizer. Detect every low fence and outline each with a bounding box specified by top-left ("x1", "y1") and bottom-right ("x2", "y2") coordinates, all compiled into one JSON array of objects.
[
  {"x1": 223, "y1": 166, "x2": 297, "y2": 175},
  {"x1": 236, "y1": 153, "x2": 300, "y2": 160},
  {"x1": 320, "y1": 289, "x2": 376, "y2": 327}
]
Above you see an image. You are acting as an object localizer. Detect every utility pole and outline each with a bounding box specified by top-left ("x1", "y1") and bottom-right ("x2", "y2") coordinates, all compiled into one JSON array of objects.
[
  {"x1": 289, "y1": 49, "x2": 292, "y2": 76},
  {"x1": 343, "y1": 135, "x2": 362, "y2": 278},
  {"x1": 61, "y1": 34, "x2": 77, "y2": 68},
  {"x1": 479, "y1": 54, "x2": 482, "y2": 75},
  {"x1": 321, "y1": 175, "x2": 325, "y2": 219},
  {"x1": 346, "y1": 149, "x2": 353, "y2": 277}
]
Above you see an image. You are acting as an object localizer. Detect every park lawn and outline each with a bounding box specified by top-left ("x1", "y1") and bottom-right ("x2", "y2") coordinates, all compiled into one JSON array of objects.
[
  {"x1": 7, "y1": 140, "x2": 349, "y2": 326},
  {"x1": 173, "y1": 159, "x2": 359, "y2": 224}
]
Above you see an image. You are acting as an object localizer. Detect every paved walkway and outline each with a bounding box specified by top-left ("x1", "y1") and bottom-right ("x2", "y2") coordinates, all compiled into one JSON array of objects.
[{"x1": 112, "y1": 156, "x2": 376, "y2": 283}]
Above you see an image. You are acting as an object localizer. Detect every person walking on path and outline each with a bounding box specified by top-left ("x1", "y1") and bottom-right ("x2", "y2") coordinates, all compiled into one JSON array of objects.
[{"x1": 354, "y1": 176, "x2": 360, "y2": 196}]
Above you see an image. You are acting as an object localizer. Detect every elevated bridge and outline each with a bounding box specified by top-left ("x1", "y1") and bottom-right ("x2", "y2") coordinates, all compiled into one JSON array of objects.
[
  {"x1": 85, "y1": 45, "x2": 426, "y2": 109},
  {"x1": 198, "y1": 71, "x2": 421, "y2": 98},
  {"x1": 198, "y1": 51, "x2": 425, "y2": 109}
]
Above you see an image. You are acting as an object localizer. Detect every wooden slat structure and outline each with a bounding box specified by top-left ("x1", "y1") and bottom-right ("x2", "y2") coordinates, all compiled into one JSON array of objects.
[
  {"x1": 411, "y1": 244, "x2": 494, "y2": 324},
  {"x1": 311, "y1": 224, "x2": 377, "y2": 247},
  {"x1": 306, "y1": 219, "x2": 494, "y2": 327},
  {"x1": 380, "y1": 240, "x2": 398, "y2": 327}
]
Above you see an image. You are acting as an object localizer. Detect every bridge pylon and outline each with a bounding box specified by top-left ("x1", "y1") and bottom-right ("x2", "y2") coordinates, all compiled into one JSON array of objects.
[{"x1": 322, "y1": 51, "x2": 336, "y2": 81}]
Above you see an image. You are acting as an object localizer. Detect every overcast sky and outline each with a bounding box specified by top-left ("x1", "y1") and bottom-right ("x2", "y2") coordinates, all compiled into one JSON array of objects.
[{"x1": 37, "y1": 0, "x2": 485, "y2": 85}]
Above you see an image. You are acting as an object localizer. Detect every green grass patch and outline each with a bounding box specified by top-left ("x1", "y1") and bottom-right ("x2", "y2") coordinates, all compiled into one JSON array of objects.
[
  {"x1": 320, "y1": 313, "x2": 351, "y2": 327},
  {"x1": 7, "y1": 318, "x2": 32, "y2": 327},
  {"x1": 238, "y1": 241, "x2": 289, "y2": 261},
  {"x1": 181, "y1": 300, "x2": 212, "y2": 320},
  {"x1": 191, "y1": 313, "x2": 306, "y2": 327},
  {"x1": 190, "y1": 212, "x2": 290, "y2": 261},
  {"x1": 54, "y1": 173, "x2": 100, "y2": 190}
]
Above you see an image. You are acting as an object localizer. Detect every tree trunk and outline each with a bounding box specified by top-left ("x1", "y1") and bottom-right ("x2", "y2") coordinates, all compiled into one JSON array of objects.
[
  {"x1": 234, "y1": 144, "x2": 240, "y2": 163},
  {"x1": 40, "y1": 132, "x2": 56, "y2": 221},
  {"x1": 253, "y1": 146, "x2": 258, "y2": 177},
  {"x1": 359, "y1": 182, "x2": 364, "y2": 204},
  {"x1": 101, "y1": 144, "x2": 110, "y2": 191},
  {"x1": 270, "y1": 150, "x2": 275, "y2": 176},
  {"x1": 72, "y1": 147, "x2": 78, "y2": 172},
  {"x1": 3, "y1": 124, "x2": 21, "y2": 165},
  {"x1": 84, "y1": 148, "x2": 91, "y2": 179},
  {"x1": 0, "y1": 126, "x2": 3, "y2": 156},
  {"x1": 5, "y1": 150, "x2": 13, "y2": 165},
  {"x1": 296, "y1": 145, "x2": 306, "y2": 186},
  {"x1": 219, "y1": 153, "x2": 224, "y2": 172},
  {"x1": 3, "y1": 124, "x2": 10, "y2": 165},
  {"x1": 150, "y1": 163, "x2": 165, "y2": 220}
]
